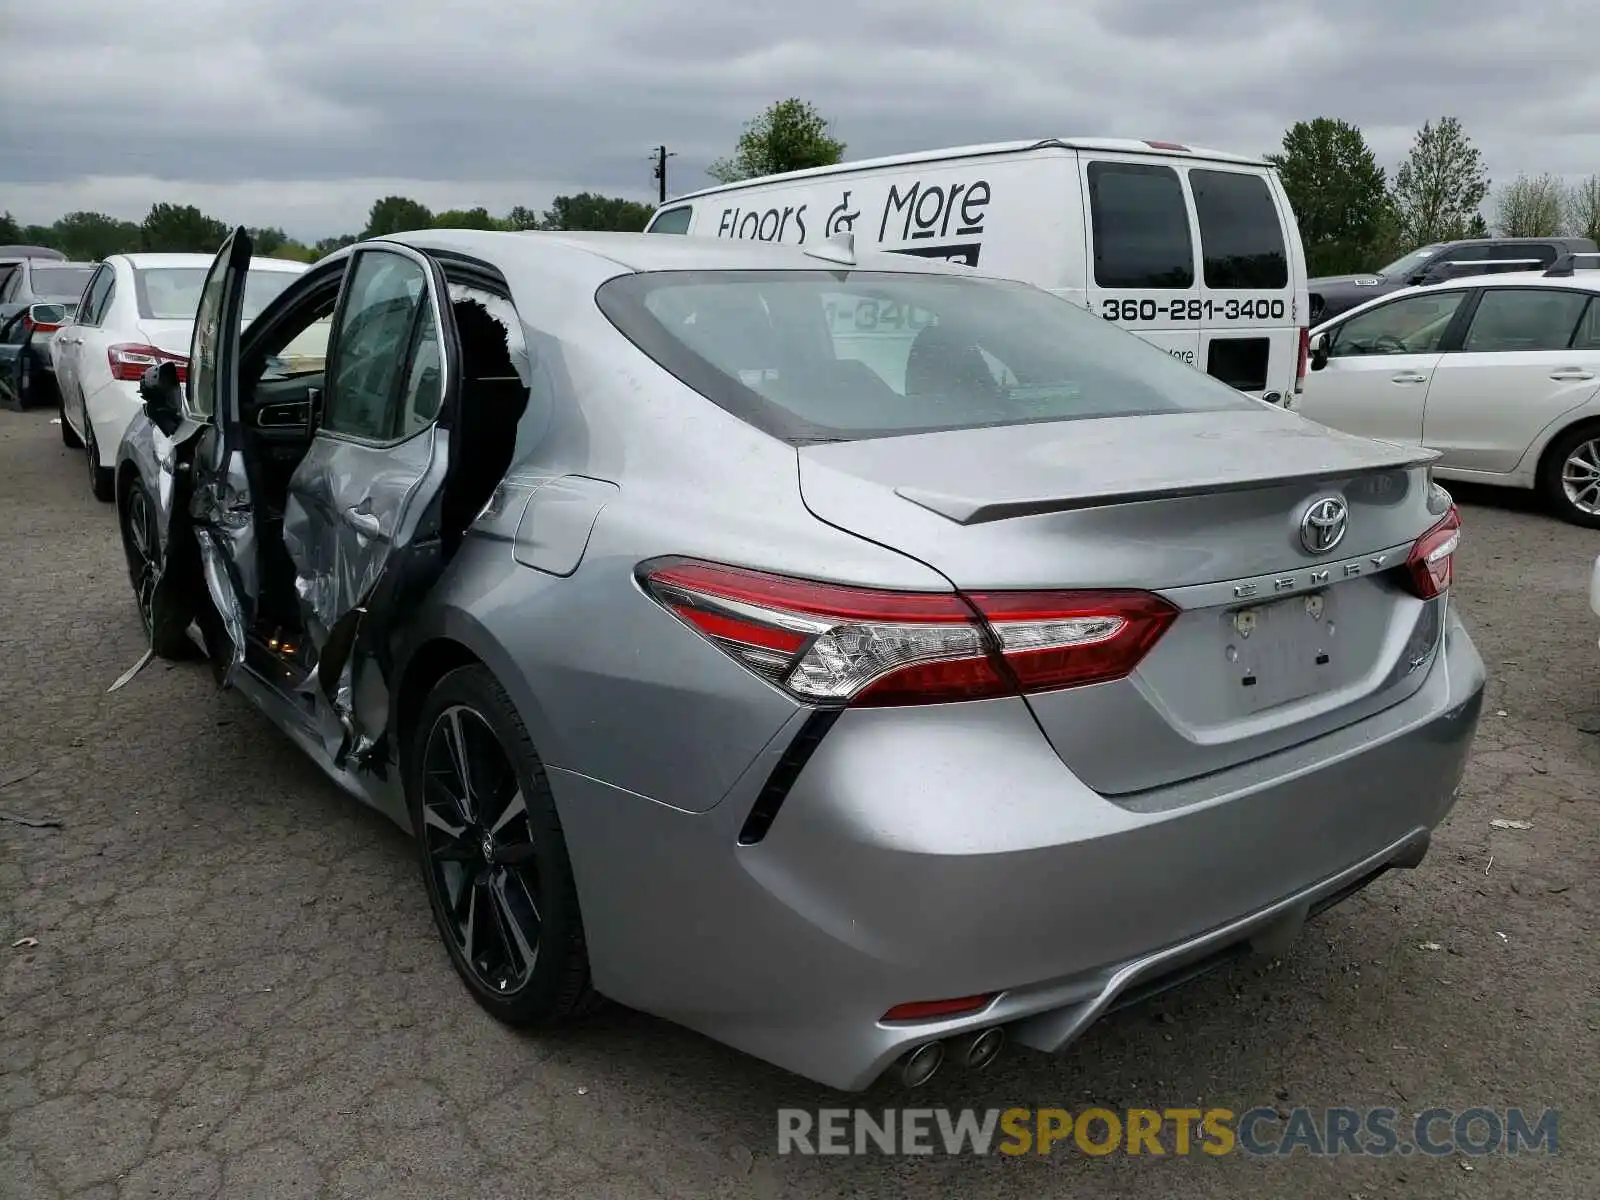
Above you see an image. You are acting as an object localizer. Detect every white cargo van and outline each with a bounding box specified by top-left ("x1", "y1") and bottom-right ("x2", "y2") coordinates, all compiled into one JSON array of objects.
[{"x1": 645, "y1": 138, "x2": 1312, "y2": 404}]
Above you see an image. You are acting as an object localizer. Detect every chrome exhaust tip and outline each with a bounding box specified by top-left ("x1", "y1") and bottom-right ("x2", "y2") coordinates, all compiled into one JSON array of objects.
[
  {"x1": 900, "y1": 1040, "x2": 946, "y2": 1088},
  {"x1": 956, "y1": 1027, "x2": 1005, "y2": 1071}
]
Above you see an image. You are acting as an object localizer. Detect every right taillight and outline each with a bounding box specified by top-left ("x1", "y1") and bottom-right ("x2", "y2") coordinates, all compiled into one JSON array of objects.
[
  {"x1": 640, "y1": 558, "x2": 1177, "y2": 706},
  {"x1": 109, "y1": 343, "x2": 188, "y2": 383},
  {"x1": 1296, "y1": 326, "x2": 1310, "y2": 384},
  {"x1": 1403, "y1": 507, "x2": 1461, "y2": 600}
]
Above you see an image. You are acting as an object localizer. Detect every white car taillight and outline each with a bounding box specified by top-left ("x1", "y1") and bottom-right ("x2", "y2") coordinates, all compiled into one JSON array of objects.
[
  {"x1": 641, "y1": 558, "x2": 1178, "y2": 707},
  {"x1": 108, "y1": 343, "x2": 188, "y2": 383}
]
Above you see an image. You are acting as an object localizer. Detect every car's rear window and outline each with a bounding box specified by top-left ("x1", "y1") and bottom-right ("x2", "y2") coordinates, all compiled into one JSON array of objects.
[
  {"x1": 596, "y1": 270, "x2": 1258, "y2": 443},
  {"x1": 1189, "y1": 169, "x2": 1288, "y2": 289},
  {"x1": 135, "y1": 266, "x2": 302, "y2": 321},
  {"x1": 31, "y1": 267, "x2": 94, "y2": 299}
]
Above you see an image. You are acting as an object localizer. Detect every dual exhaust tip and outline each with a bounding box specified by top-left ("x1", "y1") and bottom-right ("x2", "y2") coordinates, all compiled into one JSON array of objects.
[{"x1": 899, "y1": 1026, "x2": 1005, "y2": 1088}]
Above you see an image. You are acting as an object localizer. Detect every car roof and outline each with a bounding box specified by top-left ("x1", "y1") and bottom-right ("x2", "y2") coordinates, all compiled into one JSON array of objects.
[
  {"x1": 117, "y1": 252, "x2": 307, "y2": 272},
  {"x1": 1313, "y1": 268, "x2": 1600, "y2": 331},
  {"x1": 382, "y1": 228, "x2": 986, "y2": 278},
  {"x1": 659, "y1": 137, "x2": 1269, "y2": 204}
]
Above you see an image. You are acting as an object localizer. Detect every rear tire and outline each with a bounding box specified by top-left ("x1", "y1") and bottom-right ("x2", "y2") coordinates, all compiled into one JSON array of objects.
[
  {"x1": 59, "y1": 393, "x2": 83, "y2": 449},
  {"x1": 1539, "y1": 423, "x2": 1600, "y2": 529},
  {"x1": 408, "y1": 665, "x2": 599, "y2": 1027},
  {"x1": 120, "y1": 477, "x2": 195, "y2": 659},
  {"x1": 85, "y1": 417, "x2": 114, "y2": 502}
]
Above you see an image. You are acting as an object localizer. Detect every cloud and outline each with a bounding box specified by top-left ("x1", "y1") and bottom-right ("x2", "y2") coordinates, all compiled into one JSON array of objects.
[{"x1": 3, "y1": 0, "x2": 1596, "y2": 239}]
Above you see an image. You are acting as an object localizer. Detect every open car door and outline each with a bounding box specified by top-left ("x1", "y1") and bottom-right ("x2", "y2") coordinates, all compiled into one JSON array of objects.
[
  {"x1": 133, "y1": 227, "x2": 259, "y2": 683},
  {"x1": 278, "y1": 241, "x2": 463, "y2": 764}
]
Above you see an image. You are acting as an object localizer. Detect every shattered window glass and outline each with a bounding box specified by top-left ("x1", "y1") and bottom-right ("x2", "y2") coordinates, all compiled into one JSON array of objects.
[{"x1": 325, "y1": 250, "x2": 429, "y2": 441}]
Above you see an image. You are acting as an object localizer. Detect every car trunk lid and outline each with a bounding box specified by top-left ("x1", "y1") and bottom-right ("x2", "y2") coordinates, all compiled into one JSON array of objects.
[{"x1": 797, "y1": 408, "x2": 1450, "y2": 793}]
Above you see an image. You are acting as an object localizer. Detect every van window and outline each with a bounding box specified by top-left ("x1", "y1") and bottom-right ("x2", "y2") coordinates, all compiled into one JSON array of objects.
[
  {"x1": 1189, "y1": 170, "x2": 1288, "y2": 289},
  {"x1": 1086, "y1": 162, "x2": 1195, "y2": 290},
  {"x1": 648, "y1": 206, "x2": 693, "y2": 235}
]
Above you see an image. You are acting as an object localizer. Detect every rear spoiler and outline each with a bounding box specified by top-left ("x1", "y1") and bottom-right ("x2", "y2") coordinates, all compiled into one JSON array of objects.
[
  {"x1": 895, "y1": 445, "x2": 1441, "y2": 525},
  {"x1": 1544, "y1": 251, "x2": 1600, "y2": 278}
]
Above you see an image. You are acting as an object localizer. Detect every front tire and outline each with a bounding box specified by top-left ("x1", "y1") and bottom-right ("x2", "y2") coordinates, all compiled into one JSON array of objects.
[
  {"x1": 120, "y1": 477, "x2": 195, "y2": 658},
  {"x1": 408, "y1": 665, "x2": 598, "y2": 1026},
  {"x1": 1540, "y1": 423, "x2": 1600, "y2": 529}
]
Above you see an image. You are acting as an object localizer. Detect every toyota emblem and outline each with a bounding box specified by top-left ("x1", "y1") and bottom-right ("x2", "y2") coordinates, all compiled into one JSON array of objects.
[{"x1": 1300, "y1": 497, "x2": 1349, "y2": 555}]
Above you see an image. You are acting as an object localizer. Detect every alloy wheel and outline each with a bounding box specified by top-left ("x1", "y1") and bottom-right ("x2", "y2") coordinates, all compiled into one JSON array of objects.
[
  {"x1": 1562, "y1": 437, "x2": 1600, "y2": 517},
  {"x1": 123, "y1": 486, "x2": 160, "y2": 635},
  {"x1": 85, "y1": 420, "x2": 99, "y2": 493},
  {"x1": 419, "y1": 705, "x2": 542, "y2": 994}
]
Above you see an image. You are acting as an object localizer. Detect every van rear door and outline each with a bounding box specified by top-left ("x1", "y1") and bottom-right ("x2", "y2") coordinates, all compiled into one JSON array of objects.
[
  {"x1": 1078, "y1": 154, "x2": 1202, "y2": 371},
  {"x1": 1187, "y1": 166, "x2": 1298, "y2": 402}
]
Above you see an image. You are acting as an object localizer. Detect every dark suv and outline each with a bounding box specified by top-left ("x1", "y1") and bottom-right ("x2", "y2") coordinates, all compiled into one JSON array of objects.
[{"x1": 1309, "y1": 237, "x2": 1600, "y2": 323}]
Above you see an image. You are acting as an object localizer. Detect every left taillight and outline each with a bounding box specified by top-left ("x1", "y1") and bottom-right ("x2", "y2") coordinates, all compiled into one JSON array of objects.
[
  {"x1": 1402, "y1": 507, "x2": 1461, "y2": 600},
  {"x1": 108, "y1": 343, "x2": 188, "y2": 383},
  {"x1": 640, "y1": 558, "x2": 1177, "y2": 707},
  {"x1": 1296, "y1": 326, "x2": 1310, "y2": 385}
]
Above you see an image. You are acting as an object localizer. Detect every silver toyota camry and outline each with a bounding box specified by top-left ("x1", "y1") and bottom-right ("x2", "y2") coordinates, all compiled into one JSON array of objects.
[{"x1": 112, "y1": 226, "x2": 1485, "y2": 1092}]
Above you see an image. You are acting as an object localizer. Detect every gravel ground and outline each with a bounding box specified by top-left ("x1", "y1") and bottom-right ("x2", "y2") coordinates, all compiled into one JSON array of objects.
[{"x1": 1, "y1": 404, "x2": 1596, "y2": 1199}]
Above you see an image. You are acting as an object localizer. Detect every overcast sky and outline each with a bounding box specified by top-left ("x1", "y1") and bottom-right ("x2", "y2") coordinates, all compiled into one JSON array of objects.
[{"x1": 4, "y1": 0, "x2": 1597, "y2": 240}]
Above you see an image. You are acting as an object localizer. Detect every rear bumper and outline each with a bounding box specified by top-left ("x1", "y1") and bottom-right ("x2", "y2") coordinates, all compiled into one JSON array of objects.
[
  {"x1": 85, "y1": 380, "x2": 144, "y2": 464},
  {"x1": 553, "y1": 605, "x2": 1485, "y2": 1092}
]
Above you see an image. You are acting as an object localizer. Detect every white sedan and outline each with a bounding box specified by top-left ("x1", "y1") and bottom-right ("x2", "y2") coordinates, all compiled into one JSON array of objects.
[
  {"x1": 53, "y1": 253, "x2": 310, "y2": 501},
  {"x1": 1299, "y1": 263, "x2": 1600, "y2": 527}
]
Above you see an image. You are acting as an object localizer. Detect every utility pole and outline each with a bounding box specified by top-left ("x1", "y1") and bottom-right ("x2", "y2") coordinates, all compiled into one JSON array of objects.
[{"x1": 651, "y1": 145, "x2": 677, "y2": 204}]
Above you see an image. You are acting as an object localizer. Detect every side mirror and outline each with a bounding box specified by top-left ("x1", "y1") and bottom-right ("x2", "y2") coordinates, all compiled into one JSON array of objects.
[
  {"x1": 27, "y1": 302, "x2": 67, "y2": 330},
  {"x1": 1309, "y1": 332, "x2": 1331, "y2": 371},
  {"x1": 139, "y1": 361, "x2": 185, "y2": 437}
]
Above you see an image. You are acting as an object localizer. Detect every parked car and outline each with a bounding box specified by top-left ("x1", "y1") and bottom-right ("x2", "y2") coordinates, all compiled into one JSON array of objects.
[
  {"x1": 52, "y1": 253, "x2": 312, "y2": 500},
  {"x1": 1309, "y1": 237, "x2": 1599, "y2": 324},
  {"x1": 0, "y1": 257, "x2": 96, "y2": 408},
  {"x1": 646, "y1": 137, "x2": 1313, "y2": 406},
  {"x1": 114, "y1": 225, "x2": 1483, "y2": 1092},
  {"x1": 0, "y1": 244, "x2": 66, "y2": 296},
  {"x1": 1300, "y1": 256, "x2": 1600, "y2": 527},
  {"x1": 0, "y1": 301, "x2": 71, "y2": 411}
]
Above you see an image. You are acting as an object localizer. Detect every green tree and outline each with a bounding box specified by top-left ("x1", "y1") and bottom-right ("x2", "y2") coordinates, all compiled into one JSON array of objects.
[
  {"x1": 1494, "y1": 174, "x2": 1566, "y2": 237},
  {"x1": 313, "y1": 233, "x2": 358, "y2": 257},
  {"x1": 361, "y1": 195, "x2": 433, "y2": 238},
  {"x1": 0, "y1": 212, "x2": 22, "y2": 244},
  {"x1": 433, "y1": 207, "x2": 506, "y2": 230},
  {"x1": 50, "y1": 211, "x2": 141, "y2": 259},
  {"x1": 505, "y1": 205, "x2": 544, "y2": 231},
  {"x1": 1465, "y1": 212, "x2": 1490, "y2": 239},
  {"x1": 248, "y1": 226, "x2": 291, "y2": 255},
  {"x1": 706, "y1": 98, "x2": 846, "y2": 184},
  {"x1": 540, "y1": 192, "x2": 655, "y2": 232},
  {"x1": 139, "y1": 203, "x2": 230, "y2": 253},
  {"x1": 1266, "y1": 118, "x2": 1391, "y2": 275},
  {"x1": 1567, "y1": 175, "x2": 1600, "y2": 244},
  {"x1": 1390, "y1": 117, "x2": 1490, "y2": 246}
]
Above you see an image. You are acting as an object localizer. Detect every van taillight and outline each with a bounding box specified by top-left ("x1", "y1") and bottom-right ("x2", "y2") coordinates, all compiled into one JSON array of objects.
[{"x1": 1296, "y1": 327, "x2": 1310, "y2": 385}]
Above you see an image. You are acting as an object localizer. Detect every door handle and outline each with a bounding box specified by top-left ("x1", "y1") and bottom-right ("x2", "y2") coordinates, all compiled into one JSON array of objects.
[
  {"x1": 343, "y1": 507, "x2": 382, "y2": 538},
  {"x1": 1390, "y1": 372, "x2": 1429, "y2": 384},
  {"x1": 1549, "y1": 368, "x2": 1596, "y2": 382}
]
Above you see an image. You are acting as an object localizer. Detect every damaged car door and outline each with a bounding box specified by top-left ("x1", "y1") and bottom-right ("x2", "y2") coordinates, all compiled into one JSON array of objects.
[
  {"x1": 134, "y1": 227, "x2": 259, "y2": 680},
  {"x1": 281, "y1": 243, "x2": 462, "y2": 760}
]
